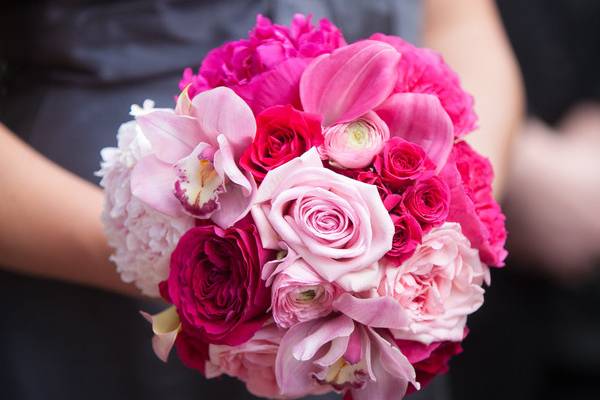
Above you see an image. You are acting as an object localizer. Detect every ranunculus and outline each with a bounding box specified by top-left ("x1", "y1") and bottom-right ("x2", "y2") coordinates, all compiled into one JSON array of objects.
[
  {"x1": 380, "y1": 223, "x2": 490, "y2": 344},
  {"x1": 403, "y1": 176, "x2": 450, "y2": 229},
  {"x1": 271, "y1": 259, "x2": 338, "y2": 328},
  {"x1": 240, "y1": 105, "x2": 323, "y2": 183},
  {"x1": 374, "y1": 137, "x2": 435, "y2": 190},
  {"x1": 205, "y1": 323, "x2": 283, "y2": 399},
  {"x1": 396, "y1": 337, "x2": 464, "y2": 394},
  {"x1": 321, "y1": 111, "x2": 389, "y2": 169},
  {"x1": 451, "y1": 141, "x2": 507, "y2": 266},
  {"x1": 251, "y1": 148, "x2": 395, "y2": 292},
  {"x1": 179, "y1": 14, "x2": 345, "y2": 114},
  {"x1": 276, "y1": 315, "x2": 418, "y2": 399},
  {"x1": 165, "y1": 219, "x2": 274, "y2": 346},
  {"x1": 371, "y1": 33, "x2": 477, "y2": 137}
]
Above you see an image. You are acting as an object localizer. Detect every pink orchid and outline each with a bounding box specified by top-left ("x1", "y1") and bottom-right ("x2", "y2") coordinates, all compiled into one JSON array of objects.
[
  {"x1": 275, "y1": 314, "x2": 418, "y2": 399},
  {"x1": 130, "y1": 87, "x2": 257, "y2": 228},
  {"x1": 300, "y1": 40, "x2": 454, "y2": 170}
]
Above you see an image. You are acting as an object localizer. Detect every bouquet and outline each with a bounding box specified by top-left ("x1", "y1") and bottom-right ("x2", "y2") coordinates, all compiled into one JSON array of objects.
[{"x1": 99, "y1": 14, "x2": 506, "y2": 400}]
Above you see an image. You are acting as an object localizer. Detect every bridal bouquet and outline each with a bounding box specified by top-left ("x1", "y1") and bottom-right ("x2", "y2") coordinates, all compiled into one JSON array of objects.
[{"x1": 99, "y1": 14, "x2": 506, "y2": 400}]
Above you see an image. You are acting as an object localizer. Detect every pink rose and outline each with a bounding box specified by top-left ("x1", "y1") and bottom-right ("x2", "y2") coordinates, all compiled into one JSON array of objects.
[
  {"x1": 396, "y1": 337, "x2": 464, "y2": 394},
  {"x1": 271, "y1": 259, "x2": 338, "y2": 328},
  {"x1": 239, "y1": 105, "x2": 323, "y2": 183},
  {"x1": 373, "y1": 137, "x2": 435, "y2": 190},
  {"x1": 388, "y1": 211, "x2": 423, "y2": 264},
  {"x1": 165, "y1": 219, "x2": 274, "y2": 346},
  {"x1": 251, "y1": 148, "x2": 394, "y2": 292},
  {"x1": 403, "y1": 176, "x2": 450, "y2": 229},
  {"x1": 205, "y1": 323, "x2": 283, "y2": 399},
  {"x1": 371, "y1": 33, "x2": 477, "y2": 137},
  {"x1": 276, "y1": 315, "x2": 418, "y2": 399},
  {"x1": 179, "y1": 15, "x2": 345, "y2": 114},
  {"x1": 380, "y1": 223, "x2": 490, "y2": 344}
]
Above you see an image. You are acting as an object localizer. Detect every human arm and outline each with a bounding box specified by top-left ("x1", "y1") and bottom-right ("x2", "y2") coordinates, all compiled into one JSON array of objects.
[
  {"x1": 0, "y1": 123, "x2": 139, "y2": 296},
  {"x1": 424, "y1": 0, "x2": 525, "y2": 195}
]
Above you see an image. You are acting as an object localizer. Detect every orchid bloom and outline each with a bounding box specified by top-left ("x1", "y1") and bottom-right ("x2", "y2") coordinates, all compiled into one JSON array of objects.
[
  {"x1": 276, "y1": 314, "x2": 418, "y2": 399},
  {"x1": 300, "y1": 40, "x2": 454, "y2": 171},
  {"x1": 130, "y1": 87, "x2": 257, "y2": 228}
]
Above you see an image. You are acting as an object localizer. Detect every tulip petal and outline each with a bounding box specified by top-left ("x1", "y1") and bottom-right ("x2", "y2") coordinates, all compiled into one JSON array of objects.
[
  {"x1": 191, "y1": 87, "x2": 256, "y2": 159},
  {"x1": 136, "y1": 110, "x2": 205, "y2": 164},
  {"x1": 131, "y1": 155, "x2": 181, "y2": 217},
  {"x1": 376, "y1": 92, "x2": 454, "y2": 171},
  {"x1": 140, "y1": 307, "x2": 181, "y2": 363},
  {"x1": 333, "y1": 293, "x2": 410, "y2": 329},
  {"x1": 300, "y1": 40, "x2": 400, "y2": 126}
]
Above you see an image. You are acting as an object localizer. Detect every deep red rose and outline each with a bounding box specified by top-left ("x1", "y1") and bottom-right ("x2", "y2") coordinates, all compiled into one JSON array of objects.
[
  {"x1": 403, "y1": 176, "x2": 450, "y2": 229},
  {"x1": 374, "y1": 137, "x2": 435, "y2": 191},
  {"x1": 396, "y1": 338, "x2": 464, "y2": 394},
  {"x1": 174, "y1": 327, "x2": 209, "y2": 375},
  {"x1": 166, "y1": 219, "x2": 274, "y2": 346},
  {"x1": 240, "y1": 105, "x2": 323, "y2": 183}
]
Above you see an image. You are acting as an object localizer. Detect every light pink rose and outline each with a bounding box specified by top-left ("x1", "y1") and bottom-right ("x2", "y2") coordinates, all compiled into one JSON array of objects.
[
  {"x1": 251, "y1": 148, "x2": 395, "y2": 292},
  {"x1": 205, "y1": 323, "x2": 283, "y2": 399},
  {"x1": 380, "y1": 223, "x2": 490, "y2": 344},
  {"x1": 271, "y1": 259, "x2": 338, "y2": 329}
]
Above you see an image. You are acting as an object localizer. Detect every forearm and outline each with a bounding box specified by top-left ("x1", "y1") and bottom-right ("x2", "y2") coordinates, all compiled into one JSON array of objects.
[
  {"x1": 0, "y1": 123, "x2": 138, "y2": 296},
  {"x1": 424, "y1": 0, "x2": 524, "y2": 196}
]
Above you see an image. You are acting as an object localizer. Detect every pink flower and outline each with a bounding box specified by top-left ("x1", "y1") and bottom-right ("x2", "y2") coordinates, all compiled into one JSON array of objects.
[
  {"x1": 451, "y1": 141, "x2": 507, "y2": 266},
  {"x1": 174, "y1": 327, "x2": 210, "y2": 375},
  {"x1": 396, "y1": 337, "x2": 464, "y2": 394},
  {"x1": 165, "y1": 219, "x2": 274, "y2": 346},
  {"x1": 403, "y1": 176, "x2": 450, "y2": 229},
  {"x1": 380, "y1": 223, "x2": 490, "y2": 344},
  {"x1": 251, "y1": 148, "x2": 395, "y2": 292},
  {"x1": 271, "y1": 259, "x2": 338, "y2": 328},
  {"x1": 371, "y1": 33, "x2": 477, "y2": 137},
  {"x1": 129, "y1": 87, "x2": 256, "y2": 229},
  {"x1": 275, "y1": 315, "x2": 418, "y2": 399},
  {"x1": 388, "y1": 211, "x2": 423, "y2": 264},
  {"x1": 374, "y1": 137, "x2": 435, "y2": 191},
  {"x1": 205, "y1": 323, "x2": 283, "y2": 399},
  {"x1": 179, "y1": 14, "x2": 345, "y2": 114},
  {"x1": 239, "y1": 105, "x2": 323, "y2": 183}
]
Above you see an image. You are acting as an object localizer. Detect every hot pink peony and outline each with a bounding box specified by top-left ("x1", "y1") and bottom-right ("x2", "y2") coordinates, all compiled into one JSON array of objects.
[
  {"x1": 205, "y1": 323, "x2": 283, "y2": 399},
  {"x1": 251, "y1": 148, "x2": 395, "y2": 292},
  {"x1": 380, "y1": 223, "x2": 490, "y2": 344},
  {"x1": 165, "y1": 219, "x2": 274, "y2": 346},
  {"x1": 179, "y1": 14, "x2": 346, "y2": 114}
]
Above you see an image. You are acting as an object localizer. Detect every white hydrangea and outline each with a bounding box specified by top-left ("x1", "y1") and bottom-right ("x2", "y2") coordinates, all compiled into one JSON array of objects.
[{"x1": 97, "y1": 101, "x2": 194, "y2": 297}]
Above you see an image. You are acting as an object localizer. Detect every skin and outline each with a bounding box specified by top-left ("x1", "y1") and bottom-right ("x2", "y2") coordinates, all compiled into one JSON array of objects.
[
  {"x1": 424, "y1": 0, "x2": 525, "y2": 195},
  {"x1": 0, "y1": 2, "x2": 523, "y2": 295}
]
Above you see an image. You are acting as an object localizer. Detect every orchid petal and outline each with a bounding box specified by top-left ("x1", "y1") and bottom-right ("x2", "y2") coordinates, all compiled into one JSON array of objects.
[
  {"x1": 136, "y1": 110, "x2": 205, "y2": 164},
  {"x1": 131, "y1": 155, "x2": 181, "y2": 217},
  {"x1": 191, "y1": 87, "x2": 256, "y2": 159},
  {"x1": 140, "y1": 307, "x2": 181, "y2": 363},
  {"x1": 333, "y1": 293, "x2": 410, "y2": 329},
  {"x1": 292, "y1": 314, "x2": 355, "y2": 361},
  {"x1": 300, "y1": 40, "x2": 400, "y2": 126},
  {"x1": 210, "y1": 170, "x2": 257, "y2": 229},
  {"x1": 376, "y1": 93, "x2": 453, "y2": 171}
]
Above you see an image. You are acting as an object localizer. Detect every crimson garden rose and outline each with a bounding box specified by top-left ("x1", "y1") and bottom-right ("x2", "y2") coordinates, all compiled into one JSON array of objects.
[
  {"x1": 166, "y1": 219, "x2": 274, "y2": 346},
  {"x1": 240, "y1": 105, "x2": 323, "y2": 183}
]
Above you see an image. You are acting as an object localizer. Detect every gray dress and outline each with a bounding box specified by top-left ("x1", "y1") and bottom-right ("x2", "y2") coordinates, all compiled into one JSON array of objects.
[{"x1": 0, "y1": 1, "x2": 445, "y2": 399}]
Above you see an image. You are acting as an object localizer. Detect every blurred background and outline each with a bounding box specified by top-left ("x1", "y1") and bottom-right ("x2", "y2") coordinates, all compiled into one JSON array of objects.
[{"x1": 452, "y1": 1, "x2": 600, "y2": 400}]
